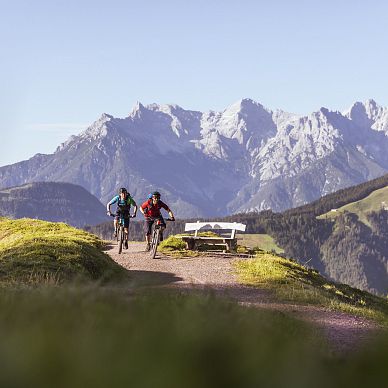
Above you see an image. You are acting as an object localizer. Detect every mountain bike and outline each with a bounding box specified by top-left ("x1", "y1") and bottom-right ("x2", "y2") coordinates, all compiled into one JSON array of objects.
[
  {"x1": 149, "y1": 218, "x2": 174, "y2": 259},
  {"x1": 110, "y1": 213, "x2": 135, "y2": 254}
]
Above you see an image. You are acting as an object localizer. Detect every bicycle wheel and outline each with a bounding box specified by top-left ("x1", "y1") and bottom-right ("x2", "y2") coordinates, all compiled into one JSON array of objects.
[
  {"x1": 118, "y1": 226, "x2": 124, "y2": 254},
  {"x1": 149, "y1": 228, "x2": 159, "y2": 259}
]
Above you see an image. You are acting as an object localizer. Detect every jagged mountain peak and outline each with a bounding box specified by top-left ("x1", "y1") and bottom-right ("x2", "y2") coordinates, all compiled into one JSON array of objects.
[
  {"x1": 147, "y1": 102, "x2": 184, "y2": 113},
  {"x1": 128, "y1": 101, "x2": 149, "y2": 119},
  {"x1": 344, "y1": 99, "x2": 387, "y2": 130},
  {"x1": 223, "y1": 98, "x2": 271, "y2": 117},
  {"x1": 79, "y1": 112, "x2": 115, "y2": 141},
  {"x1": 344, "y1": 98, "x2": 382, "y2": 117}
]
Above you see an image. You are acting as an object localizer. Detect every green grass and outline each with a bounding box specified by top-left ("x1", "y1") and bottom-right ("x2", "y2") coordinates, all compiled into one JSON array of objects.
[
  {"x1": 1, "y1": 287, "x2": 388, "y2": 388},
  {"x1": 159, "y1": 232, "x2": 224, "y2": 257},
  {"x1": 235, "y1": 251, "x2": 388, "y2": 325},
  {"x1": 317, "y1": 186, "x2": 388, "y2": 226},
  {"x1": 237, "y1": 233, "x2": 284, "y2": 253},
  {"x1": 0, "y1": 218, "x2": 126, "y2": 286}
]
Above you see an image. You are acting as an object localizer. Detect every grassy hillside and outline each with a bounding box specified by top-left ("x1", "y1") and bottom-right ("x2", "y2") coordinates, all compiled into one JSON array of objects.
[
  {"x1": 0, "y1": 217, "x2": 125, "y2": 285},
  {"x1": 237, "y1": 233, "x2": 284, "y2": 253},
  {"x1": 235, "y1": 250, "x2": 388, "y2": 325},
  {"x1": 285, "y1": 172, "x2": 388, "y2": 217},
  {"x1": 0, "y1": 182, "x2": 108, "y2": 227},
  {"x1": 318, "y1": 186, "x2": 388, "y2": 226}
]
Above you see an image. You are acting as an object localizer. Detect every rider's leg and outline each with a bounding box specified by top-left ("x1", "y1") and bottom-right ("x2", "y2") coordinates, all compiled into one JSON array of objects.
[
  {"x1": 144, "y1": 219, "x2": 153, "y2": 250},
  {"x1": 159, "y1": 216, "x2": 167, "y2": 241},
  {"x1": 124, "y1": 218, "x2": 130, "y2": 241},
  {"x1": 160, "y1": 226, "x2": 166, "y2": 241},
  {"x1": 113, "y1": 218, "x2": 118, "y2": 236},
  {"x1": 123, "y1": 218, "x2": 130, "y2": 248},
  {"x1": 124, "y1": 228, "x2": 129, "y2": 247}
]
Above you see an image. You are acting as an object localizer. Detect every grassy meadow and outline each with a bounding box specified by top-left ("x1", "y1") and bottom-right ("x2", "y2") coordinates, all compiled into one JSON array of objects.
[
  {"x1": 317, "y1": 186, "x2": 388, "y2": 226},
  {"x1": 237, "y1": 233, "x2": 284, "y2": 253}
]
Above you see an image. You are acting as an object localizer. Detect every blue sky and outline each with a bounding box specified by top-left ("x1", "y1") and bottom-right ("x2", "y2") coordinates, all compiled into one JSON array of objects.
[{"x1": 1, "y1": 0, "x2": 388, "y2": 166}]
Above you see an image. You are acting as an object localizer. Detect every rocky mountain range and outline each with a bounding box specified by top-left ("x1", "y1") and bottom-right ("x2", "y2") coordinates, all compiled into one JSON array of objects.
[
  {"x1": 0, "y1": 182, "x2": 107, "y2": 227},
  {"x1": 0, "y1": 98, "x2": 387, "y2": 217}
]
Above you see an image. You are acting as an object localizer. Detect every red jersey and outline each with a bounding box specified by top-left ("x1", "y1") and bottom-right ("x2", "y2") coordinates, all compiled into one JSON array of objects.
[{"x1": 141, "y1": 199, "x2": 170, "y2": 218}]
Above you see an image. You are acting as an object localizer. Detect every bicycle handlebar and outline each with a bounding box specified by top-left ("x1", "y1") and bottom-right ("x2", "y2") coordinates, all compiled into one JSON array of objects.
[{"x1": 107, "y1": 213, "x2": 136, "y2": 218}]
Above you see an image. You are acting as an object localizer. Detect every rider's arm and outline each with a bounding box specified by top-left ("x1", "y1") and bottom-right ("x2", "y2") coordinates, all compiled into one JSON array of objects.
[
  {"x1": 107, "y1": 196, "x2": 119, "y2": 215},
  {"x1": 140, "y1": 200, "x2": 149, "y2": 215},
  {"x1": 129, "y1": 196, "x2": 138, "y2": 216},
  {"x1": 161, "y1": 202, "x2": 175, "y2": 220}
]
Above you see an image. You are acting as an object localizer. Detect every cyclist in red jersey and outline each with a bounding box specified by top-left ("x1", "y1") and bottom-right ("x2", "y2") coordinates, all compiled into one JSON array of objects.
[{"x1": 140, "y1": 191, "x2": 175, "y2": 251}]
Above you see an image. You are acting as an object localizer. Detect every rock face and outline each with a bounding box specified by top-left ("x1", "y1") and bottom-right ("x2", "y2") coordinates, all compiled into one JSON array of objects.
[
  {"x1": 1, "y1": 99, "x2": 388, "y2": 217},
  {"x1": 0, "y1": 182, "x2": 108, "y2": 227}
]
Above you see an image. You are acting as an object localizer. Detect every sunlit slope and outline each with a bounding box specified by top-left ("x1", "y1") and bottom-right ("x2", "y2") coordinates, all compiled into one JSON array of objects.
[
  {"x1": 318, "y1": 186, "x2": 388, "y2": 225},
  {"x1": 235, "y1": 250, "x2": 388, "y2": 324},
  {"x1": 237, "y1": 233, "x2": 284, "y2": 253},
  {"x1": 0, "y1": 218, "x2": 124, "y2": 285}
]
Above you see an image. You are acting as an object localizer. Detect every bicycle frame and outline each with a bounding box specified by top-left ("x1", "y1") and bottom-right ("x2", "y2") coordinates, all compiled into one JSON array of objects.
[
  {"x1": 149, "y1": 218, "x2": 174, "y2": 259},
  {"x1": 111, "y1": 214, "x2": 127, "y2": 254},
  {"x1": 117, "y1": 216, "x2": 126, "y2": 254}
]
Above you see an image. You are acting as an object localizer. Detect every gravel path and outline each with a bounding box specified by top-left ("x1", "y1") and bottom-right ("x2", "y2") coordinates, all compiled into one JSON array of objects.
[{"x1": 106, "y1": 242, "x2": 381, "y2": 354}]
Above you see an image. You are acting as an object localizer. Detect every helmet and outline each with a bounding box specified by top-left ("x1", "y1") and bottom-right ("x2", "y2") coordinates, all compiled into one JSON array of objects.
[
  {"x1": 152, "y1": 191, "x2": 161, "y2": 198},
  {"x1": 119, "y1": 187, "x2": 127, "y2": 194}
]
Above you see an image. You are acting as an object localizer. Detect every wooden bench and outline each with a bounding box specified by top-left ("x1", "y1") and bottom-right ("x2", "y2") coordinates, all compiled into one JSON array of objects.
[{"x1": 181, "y1": 221, "x2": 246, "y2": 252}]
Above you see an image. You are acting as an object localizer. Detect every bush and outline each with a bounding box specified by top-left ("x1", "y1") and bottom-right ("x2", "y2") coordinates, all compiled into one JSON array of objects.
[{"x1": 159, "y1": 235, "x2": 186, "y2": 252}]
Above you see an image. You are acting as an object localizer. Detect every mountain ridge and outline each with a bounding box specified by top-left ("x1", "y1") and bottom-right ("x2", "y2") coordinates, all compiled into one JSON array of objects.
[
  {"x1": 0, "y1": 182, "x2": 107, "y2": 227},
  {"x1": 1, "y1": 98, "x2": 387, "y2": 217}
]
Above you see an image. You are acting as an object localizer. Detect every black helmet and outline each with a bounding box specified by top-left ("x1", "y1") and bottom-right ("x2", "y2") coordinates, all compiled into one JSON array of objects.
[
  {"x1": 152, "y1": 191, "x2": 161, "y2": 198},
  {"x1": 119, "y1": 187, "x2": 127, "y2": 194}
]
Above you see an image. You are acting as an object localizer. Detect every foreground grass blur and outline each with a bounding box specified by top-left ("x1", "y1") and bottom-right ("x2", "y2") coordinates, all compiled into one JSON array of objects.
[{"x1": 0, "y1": 287, "x2": 387, "y2": 388}]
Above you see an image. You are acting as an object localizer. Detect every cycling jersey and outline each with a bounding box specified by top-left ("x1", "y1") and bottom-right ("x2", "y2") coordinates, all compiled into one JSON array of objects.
[
  {"x1": 108, "y1": 194, "x2": 136, "y2": 212},
  {"x1": 141, "y1": 199, "x2": 170, "y2": 218}
]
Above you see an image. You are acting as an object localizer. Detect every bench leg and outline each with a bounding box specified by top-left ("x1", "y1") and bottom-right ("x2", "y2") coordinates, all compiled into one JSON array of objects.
[{"x1": 185, "y1": 239, "x2": 196, "y2": 250}]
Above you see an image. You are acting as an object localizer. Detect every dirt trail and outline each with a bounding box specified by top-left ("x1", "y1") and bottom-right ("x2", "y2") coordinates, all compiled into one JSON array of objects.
[{"x1": 106, "y1": 242, "x2": 381, "y2": 354}]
